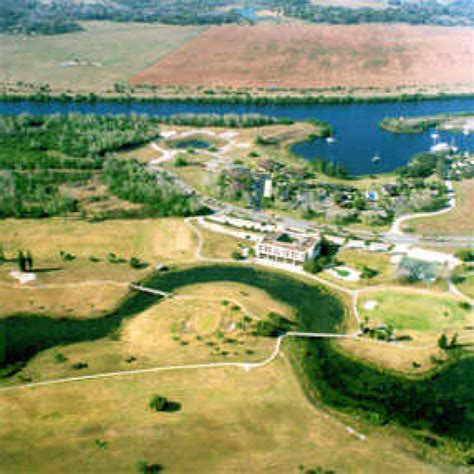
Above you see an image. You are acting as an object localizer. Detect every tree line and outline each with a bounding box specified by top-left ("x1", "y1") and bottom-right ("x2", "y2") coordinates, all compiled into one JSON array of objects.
[{"x1": 0, "y1": 113, "x2": 208, "y2": 218}]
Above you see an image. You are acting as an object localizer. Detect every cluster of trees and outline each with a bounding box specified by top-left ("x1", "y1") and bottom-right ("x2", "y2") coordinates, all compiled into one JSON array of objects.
[
  {"x1": 303, "y1": 237, "x2": 340, "y2": 274},
  {"x1": 157, "y1": 113, "x2": 292, "y2": 129},
  {"x1": 0, "y1": 114, "x2": 161, "y2": 159},
  {"x1": 253, "y1": 311, "x2": 296, "y2": 337},
  {"x1": 102, "y1": 158, "x2": 206, "y2": 217},
  {"x1": 277, "y1": 0, "x2": 473, "y2": 26},
  {"x1": 0, "y1": 0, "x2": 247, "y2": 36},
  {"x1": 0, "y1": 0, "x2": 83, "y2": 35},
  {"x1": 310, "y1": 159, "x2": 349, "y2": 179},
  {"x1": 437, "y1": 333, "x2": 459, "y2": 351},
  {"x1": 0, "y1": 113, "x2": 206, "y2": 218},
  {"x1": 397, "y1": 153, "x2": 445, "y2": 179},
  {"x1": 17, "y1": 250, "x2": 34, "y2": 272}
]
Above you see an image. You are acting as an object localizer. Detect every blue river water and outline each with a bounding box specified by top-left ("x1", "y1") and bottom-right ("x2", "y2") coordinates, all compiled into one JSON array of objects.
[{"x1": 0, "y1": 98, "x2": 473, "y2": 175}]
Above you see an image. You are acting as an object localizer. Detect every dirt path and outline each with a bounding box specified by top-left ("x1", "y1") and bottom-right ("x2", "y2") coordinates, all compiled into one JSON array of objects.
[{"x1": 0, "y1": 332, "x2": 355, "y2": 393}]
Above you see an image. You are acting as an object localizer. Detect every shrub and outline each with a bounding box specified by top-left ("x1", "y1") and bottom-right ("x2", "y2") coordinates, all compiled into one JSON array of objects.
[
  {"x1": 59, "y1": 250, "x2": 76, "y2": 261},
  {"x1": 54, "y1": 352, "x2": 68, "y2": 363},
  {"x1": 71, "y1": 361, "x2": 88, "y2": 370},
  {"x1": 456, "y1": 249, "x2": 474, "y2": 262},
  {"x1": 174, "y1": 155, "x2": 189, "y2": 167},
  {"x1": 149, "y1": 395, "x2": 167, "y2": 412},
  {"x1": 231, "y1": 250, "x2": 244, "y2": 260},
  {"x1": 136, "y1": 461, "x2": 163, "y2": 473},
  {"x1": 129, "y1": 257, "x2": 149, "y2": 269},
  {"x1": 148, "y1": 395, "x2": 181, "y2": 413}
]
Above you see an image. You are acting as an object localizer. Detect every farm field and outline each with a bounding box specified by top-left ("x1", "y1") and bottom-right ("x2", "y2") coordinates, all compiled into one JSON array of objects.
[
  {"x1": 0, "y1": 357, "x2": 453, "y2": 473},
  {"x1": 131, "y1": 23, "x2": 474, "y2": 91},
  {"x1": 410, "y1": 180, "x2": 474, "y2": 236},
  {"x1": 0, "y1": 21, "x2": 205, "y2": 92}
]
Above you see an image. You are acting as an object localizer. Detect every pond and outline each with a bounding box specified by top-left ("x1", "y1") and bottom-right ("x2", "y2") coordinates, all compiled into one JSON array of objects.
[
  {"x1": 171, "y1": 138, "x2": 211, "y2": 150},
  {"x1": 1, "y1": 264, "x2": 472, "y2": 442},
  {"x1": 0, "y1": 97, "x2": 473, "y2": 175}
]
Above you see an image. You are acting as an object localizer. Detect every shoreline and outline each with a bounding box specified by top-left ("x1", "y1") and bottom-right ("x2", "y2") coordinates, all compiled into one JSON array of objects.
[{"x1": 2, "y1": 90, "x2": 474, "y2": 107}]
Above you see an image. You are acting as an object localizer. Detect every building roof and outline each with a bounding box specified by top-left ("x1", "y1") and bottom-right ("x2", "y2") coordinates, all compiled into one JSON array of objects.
[{"x1": 260, "y1": 232, "x2": 320, "y2": 253}]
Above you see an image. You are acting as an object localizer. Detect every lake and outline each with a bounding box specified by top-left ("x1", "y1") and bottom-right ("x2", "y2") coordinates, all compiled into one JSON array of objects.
[{"x1": 0, "y1": 97, "x2": 473, "y2": 175}]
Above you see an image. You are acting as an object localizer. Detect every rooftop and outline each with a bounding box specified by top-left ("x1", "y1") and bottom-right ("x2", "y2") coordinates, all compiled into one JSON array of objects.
[{"x1": 261, "y1": 231, "x2": 320, "y2": 252}]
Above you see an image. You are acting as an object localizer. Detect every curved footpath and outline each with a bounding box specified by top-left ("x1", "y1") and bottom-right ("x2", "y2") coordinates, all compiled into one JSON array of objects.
[{"x1": 388, "y1": 179, "x2": 456, "y2": 236}]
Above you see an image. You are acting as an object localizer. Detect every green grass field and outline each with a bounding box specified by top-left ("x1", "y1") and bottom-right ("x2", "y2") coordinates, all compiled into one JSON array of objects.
[
  {"x1": 359, "y1": 289, "x2": 472, "y2": 333},
  {"x1": 0, "y1": 21, "x2": 204, "y2": 92}
]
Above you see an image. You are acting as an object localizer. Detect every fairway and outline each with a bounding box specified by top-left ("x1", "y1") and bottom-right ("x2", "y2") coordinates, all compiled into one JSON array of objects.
[
  {"x1": 358, "y1": 289, "x2": 473, "y2": 333},
  {"x1": 131, "y1": 23, "x2": 474, "y2": 90},
  {"x1": 0, "y1": 21, "x2": 205, "y2": 92}
]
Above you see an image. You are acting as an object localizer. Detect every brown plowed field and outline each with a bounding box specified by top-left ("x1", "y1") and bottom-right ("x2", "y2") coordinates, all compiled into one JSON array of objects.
[{"x1": 131, "y1": 23, "x2": 474, "y2": 89}]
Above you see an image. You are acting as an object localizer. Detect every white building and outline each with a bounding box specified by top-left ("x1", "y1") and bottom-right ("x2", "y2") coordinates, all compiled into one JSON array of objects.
[
  {"x1": 263, "y1": 178, "x2": 273, "y2": 198},
  {"x1": 256, "y1": 232, "x2": 321, "y2": 266}
]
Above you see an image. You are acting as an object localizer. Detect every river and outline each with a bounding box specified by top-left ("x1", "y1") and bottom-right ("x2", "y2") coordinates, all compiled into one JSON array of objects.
[{"x1": 0, "y1": 97, "x2": 473, "y2": 175}]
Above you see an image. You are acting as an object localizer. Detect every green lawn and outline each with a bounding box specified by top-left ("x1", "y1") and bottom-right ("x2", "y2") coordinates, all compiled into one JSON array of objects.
[
  {"x1": 359, "y1": 290, "x2": 472, "y2": 333},
  {"x1": 0, "y1": 21, "x2": 204, "y2": 92}
]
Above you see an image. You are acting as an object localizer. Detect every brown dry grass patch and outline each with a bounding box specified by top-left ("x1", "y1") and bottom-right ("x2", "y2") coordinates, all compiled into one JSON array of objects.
[
  {"x1": 131, "y1": 23, "x2": 474, "y2": 90},
  {"x1": 0, "y1": 359, "x2": 451, "y2": 473}
]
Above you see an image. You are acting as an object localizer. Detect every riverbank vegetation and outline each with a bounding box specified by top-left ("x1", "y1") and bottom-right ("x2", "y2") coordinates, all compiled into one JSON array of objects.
[{"x1": 381, "y1": 112, "x2": 474, "y2": 134}]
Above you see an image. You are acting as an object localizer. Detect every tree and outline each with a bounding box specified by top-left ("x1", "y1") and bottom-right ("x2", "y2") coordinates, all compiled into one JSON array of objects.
[
  {"x1": 17, "y1": 250, "x2": 26, "y2": 272},
  {"x1": 437, "y1": 333, "x2": 448, "y2": 351},
  {"x1": 449, "y1": 333, "x2": 458, "y2": 349},
  {"x1": 436, "y1": 156, "x2": 447, "y2": 179},
  {"x1": 149, "y1": 395, "x2": 168, "y2": 412},
  {"x1": 25, "y1": 250, "x2": 33, "y2": 271}
]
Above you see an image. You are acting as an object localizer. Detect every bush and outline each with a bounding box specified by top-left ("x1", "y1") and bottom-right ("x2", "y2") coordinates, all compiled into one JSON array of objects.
[
  {"x1": 148, "y1": 394, "x2": 181, "y2": 413},
  {"x1": 149, "y1": 395, "x2": 167, "y2": 412},
  {"x1": 231, "y1": 250, "x2": 244, "y2": 260},
  {"x1": 59, "y1": 250, "x2": 76, "y2": 261},
  {"x1": 359, "y1": 265, "x2": 378, "y2": 279},
  {"x1": 71, "y1": 361, "x2": 88, "y2": 370},
  {"x1": 136, "y1": 461, "x2": 163, "y2": 473},
  {"x1": 456, "y1": 250, "x2": 474, "y2": 262},
  {"x1": 174, "y1": 155, "x2": 189, "y2": 167},
  {"x1": 129, "y1": 257, "x2": 149, "y2": 269},
  {"x1": 54, "y1": 352, "x2": 67, "y2": 363}
]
